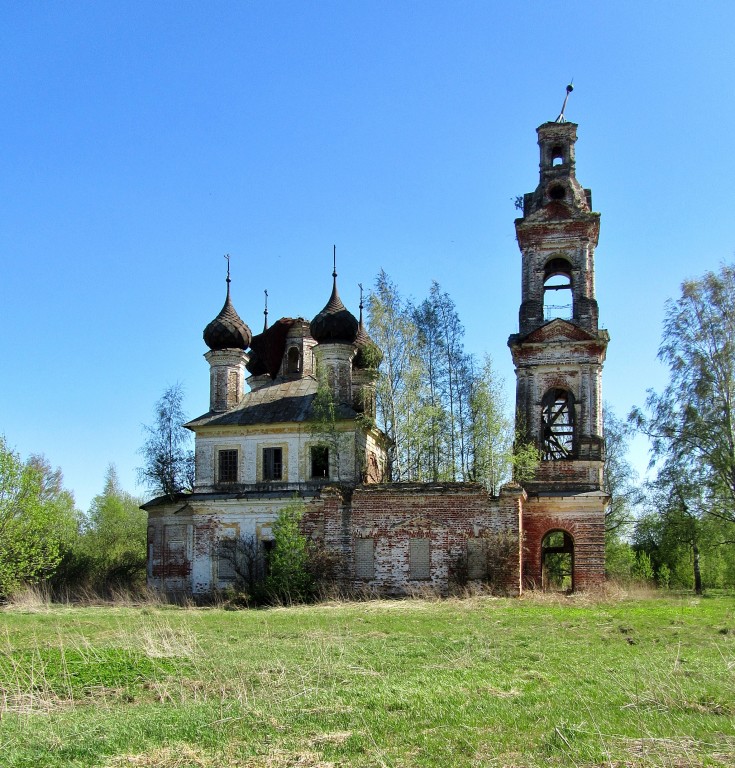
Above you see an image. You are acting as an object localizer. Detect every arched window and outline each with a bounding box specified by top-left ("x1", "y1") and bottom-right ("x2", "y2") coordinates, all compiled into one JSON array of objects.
[
  {"x1": 287, "y1": 346, "x2": 300, "y2": 374},
  {"x1": 551, "y1": 145, "x2": 564, "y2": 166},
  {"x1": 543, "y1": 257, "x2": 572, "y2": 321},
  {"x1": 541, "y1": 388, "x2": 575, "y2": 460}
]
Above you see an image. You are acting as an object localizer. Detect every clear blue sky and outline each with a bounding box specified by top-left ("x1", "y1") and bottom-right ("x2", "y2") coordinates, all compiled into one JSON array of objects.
[{"x1": 2, "y1": 2, "x2": 734, "y2": 511}]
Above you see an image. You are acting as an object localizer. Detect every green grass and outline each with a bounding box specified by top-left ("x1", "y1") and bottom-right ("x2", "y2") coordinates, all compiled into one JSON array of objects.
[{"x1": 1, "y1": 591, "x2": 734, "y2": 767}]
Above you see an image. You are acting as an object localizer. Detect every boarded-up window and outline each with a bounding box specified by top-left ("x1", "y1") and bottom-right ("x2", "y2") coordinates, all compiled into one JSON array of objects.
[
  {"x1": 467, "y1": 539, "x2": 487, "y2": 580},
  {"x1": 218, "y1": 539, "x2": 237, "y2": 582},
  {"x1": 355, "y1": 538, "x2": 374, "y2": 579},
  {"x1": 409, "y1": 538, "x2": 430, "y2": 580}
]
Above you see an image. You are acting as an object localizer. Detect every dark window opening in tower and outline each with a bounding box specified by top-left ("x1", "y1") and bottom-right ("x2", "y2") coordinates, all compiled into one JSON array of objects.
[
  {"x1": 543, "y1": 258, "x2": 572, "y2": 321},
  {"x1": 549, "y1": 184, "x2": 566, "y2": 200},
  {"x1": 551, "y1": 146, "x2": 564, "y2": 166},
  {"x1": 541, "y1": 389, "x2": 575, "y2": 460},
  {"x1": 287, "y1": 346, "x2": 300, "y2": 374}
]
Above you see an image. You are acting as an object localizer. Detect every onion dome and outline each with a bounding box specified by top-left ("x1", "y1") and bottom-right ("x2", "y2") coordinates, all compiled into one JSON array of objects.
[
  {"x1": 310, "y1": 270, "x2": 358, "y2": 345},
  {"x1": 203, "y1": 275, "x2": 252, "y2": 351},
  {"x1": 353, "y1": 298, "x2": 382, "y2": 369}
]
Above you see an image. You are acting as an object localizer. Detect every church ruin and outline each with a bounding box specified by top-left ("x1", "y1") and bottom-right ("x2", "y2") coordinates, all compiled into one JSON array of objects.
[{"x1": 144, "y1": 112, "x2": 609, "y2": 596}]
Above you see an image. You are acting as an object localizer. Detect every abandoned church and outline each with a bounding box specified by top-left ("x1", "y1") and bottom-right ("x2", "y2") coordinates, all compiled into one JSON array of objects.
[{"x1": 143, "y1": 112, "x2": 609, "y2": 596}]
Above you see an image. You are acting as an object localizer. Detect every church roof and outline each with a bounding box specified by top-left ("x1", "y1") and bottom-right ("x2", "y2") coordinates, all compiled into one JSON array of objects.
[
  {"x1": 186, "y1": 375, "x2": 357, "y2": 428},
  {"x1": 246, "y1": 318, "x2": 298, "y2": 378}
]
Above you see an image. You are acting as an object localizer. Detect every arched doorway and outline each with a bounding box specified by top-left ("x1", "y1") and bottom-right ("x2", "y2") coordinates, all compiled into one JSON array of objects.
[{"x1": 541, "y1": 530, "x2": 574, "y2": 592}]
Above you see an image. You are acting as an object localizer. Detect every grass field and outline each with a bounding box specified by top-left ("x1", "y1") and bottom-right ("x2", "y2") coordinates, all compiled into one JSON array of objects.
[{"x1": 1, "y1": 590, "x2": 734, "y2": 767}]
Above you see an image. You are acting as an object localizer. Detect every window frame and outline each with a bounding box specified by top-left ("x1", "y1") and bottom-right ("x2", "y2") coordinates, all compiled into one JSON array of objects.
[
  {"x1": 217, "y1": 448, "x2": 239, "y2": 484},
  {"x1": 263, "y1": 447, "x2": 283, "y2": 481},
  {"x1": 310, "y1": 445, "x2": 329, "y2": 479}
]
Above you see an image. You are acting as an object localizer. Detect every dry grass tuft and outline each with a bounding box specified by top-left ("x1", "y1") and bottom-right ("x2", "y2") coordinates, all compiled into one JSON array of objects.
[
  {"x1": 253, "y1": 750, "x2": 335, "y2": 768},
  {"x1": 3, "y1": 583, "x2": 54, "y2": 612},
  {"x1": 107, "y1": 744, "x2": 212, "y2": 767},
  {"x1": 308, "y1": 731, "x2": 354, "y2": 747}
]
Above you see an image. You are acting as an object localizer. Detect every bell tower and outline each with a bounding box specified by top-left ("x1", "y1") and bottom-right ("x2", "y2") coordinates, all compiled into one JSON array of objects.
[{"x1": 508, "y1": 97, "x2": 609, "y2": 590}]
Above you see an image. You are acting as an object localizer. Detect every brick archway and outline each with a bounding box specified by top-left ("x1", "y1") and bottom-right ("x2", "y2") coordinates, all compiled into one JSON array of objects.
[{"x1": 541, "y1": 529, "x2": 574, "y2": 592}]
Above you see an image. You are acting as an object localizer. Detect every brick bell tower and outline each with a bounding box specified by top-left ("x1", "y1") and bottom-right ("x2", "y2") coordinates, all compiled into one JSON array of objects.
[{"x1": 508, "y1": 90, "x2": 609, "y2": 591}]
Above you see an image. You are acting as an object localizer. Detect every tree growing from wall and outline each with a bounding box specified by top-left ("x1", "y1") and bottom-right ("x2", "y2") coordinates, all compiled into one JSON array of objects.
[
  {"x1": 138, "y1": 383, "x2": 195, "y2": 499},
  {"x1": 367, "y1": 270, "x2": 424, "y2": 481},
  {"x1": 309, "y1": 373, "x2": 343, "y2": 482},
  {"x1": 367, "y1": 272, "x2": 529, "y2": 490}
]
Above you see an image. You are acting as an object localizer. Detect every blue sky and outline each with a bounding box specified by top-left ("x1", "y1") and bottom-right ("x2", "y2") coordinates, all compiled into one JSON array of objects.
[{"x1": 2, "y1": 2, "x2": 734, "y2": 511}]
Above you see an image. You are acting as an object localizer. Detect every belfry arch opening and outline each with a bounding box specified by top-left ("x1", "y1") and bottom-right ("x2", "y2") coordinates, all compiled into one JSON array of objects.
[
  {"x1": 541, "y1": 530, "x2": 574, "y2": 592},
  {"x1": 287, "y1": 346, "x2": 300, "y2": 374},
  {"x1": 541, "y1": 388, "x2": 575, "y2": 460},
  {"x1": 543, "y1": 258, "x2": 572, "y2": 321}
]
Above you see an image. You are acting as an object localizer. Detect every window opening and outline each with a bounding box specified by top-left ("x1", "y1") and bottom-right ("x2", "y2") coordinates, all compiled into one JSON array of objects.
[
  {"x1": 355, "y1": 538, "x2": 375, "y2": 579},
  {"x1": 218, "y1": 449, "x2": 238, "y2": 483},
  {"x1": 541, "y1": 530, "x2": 574, "y2": 592},
  {"x1": 263, "y1": 447, "x2": 283, "y2": 480},
  {"x1": 287, "y1": 347, "x2": 300, "y2": 374},
  {"x1": 541, "y1": 389, "x2": 575, "y2": 460},
  {"x1": 549, "y1": 183, "x2": 566, "y2": 200},
  {"x1": 310, "y1": 445, "x2": 329, "y2": 478},
  {"x1": 218, "y1": 539, "x2": 237, "y2": 582},
  {"x1": 551, "y1": 145, "x2": 564, "y2": 166},
  {"x1": 409, "y1": 538, "x2": 431, "y2": 580},
  {"x1": 543, "y1": 257, "x2": 572, "y2": 321},
  {"x1": 466, "y1": 539, "x2": 487, "y2": 580}
]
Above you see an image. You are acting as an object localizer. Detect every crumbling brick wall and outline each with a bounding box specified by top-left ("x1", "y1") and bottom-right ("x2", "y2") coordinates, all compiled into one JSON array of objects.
[
  {"x1": 522, "y1": 495, "x2": 605, "y2": 590},
  {"x1": 313, "y1": 483, "x2": 525, "y2": 595}
]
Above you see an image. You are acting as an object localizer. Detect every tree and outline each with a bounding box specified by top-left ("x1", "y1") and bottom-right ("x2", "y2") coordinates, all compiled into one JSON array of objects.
[
  {"x1": 603, "y1": 405, "x2": 642, "y2": 537},
  {"x1": 467, "y1": 355, "x2": 513, "y2": 494},
  {"x1": 368, "y1": 272, "x2": 528, "y2": 489},
  {"x1": 83, "y1": 465, "x2": 147, "y2": 592},
  {"x1": 367, "y1": 270, "x2": 424, "y2": 481},
  {"x1": 631, "y1": 263, "x2": 735, "y2": 525},
  {"x1": 309, "y1": 375, "x2": 342, "y2": 482},
  {"x1": 265, "y1": 501, "x2": 314, "y2": 603},
  {"x1": 0, "y1": 437, "x2": 79, "y2": 597},
  {"x1": 138, "y1": 383, "x2": 195, "y2": 499}
]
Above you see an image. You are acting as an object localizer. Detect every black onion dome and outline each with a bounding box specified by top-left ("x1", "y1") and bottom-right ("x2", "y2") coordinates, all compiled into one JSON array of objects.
[
  {"x1": 203, "y1": 287, "x2": 252, "y2": 351},
  {"x1": 310, "y1": 276, "x2": 358, "y2": 344},
  {"x1": 353, "y1": 320, "x2": 383, "y2": 369}
]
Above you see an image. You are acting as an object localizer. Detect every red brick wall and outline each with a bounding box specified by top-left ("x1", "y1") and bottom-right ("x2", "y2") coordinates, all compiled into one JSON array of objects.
[
  {"x1": 307, "y1": 483, "x2": 525, "y2": 595},
  {"x1": 522, "y1": 497, "x2": 605, "y2": 590}
]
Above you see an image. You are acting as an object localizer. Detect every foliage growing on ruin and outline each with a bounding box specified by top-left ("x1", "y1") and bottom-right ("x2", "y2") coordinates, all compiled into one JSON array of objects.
[
  {"x1": 265, "y1": 500, "x2": 314, "y2": 603},
  {"x1": 138, "y1": 383, "x2": 195, "y2": 499},
  {"x1": 309, "y1": 374, "x2": 342, "y2": 481},
  {"x1": 367, "y1": 271, "x2": 519, "y2": 489}
]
